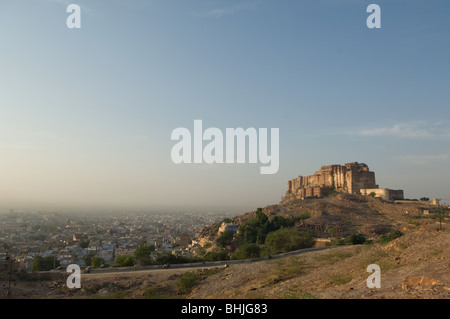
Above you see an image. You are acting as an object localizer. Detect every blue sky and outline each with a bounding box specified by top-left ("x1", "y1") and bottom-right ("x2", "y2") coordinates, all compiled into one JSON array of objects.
[{"x1": 0, "y1": 0, "x2": 449, "y2": 212}]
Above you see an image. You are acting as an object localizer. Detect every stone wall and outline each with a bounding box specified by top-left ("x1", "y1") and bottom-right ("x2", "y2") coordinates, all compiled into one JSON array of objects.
[
  {"x1": 295, "y1": 186, "x2": 333, "y2": 198},
  {"x1": 360, "y1": 188, "x2": 404, "y2": 201}
]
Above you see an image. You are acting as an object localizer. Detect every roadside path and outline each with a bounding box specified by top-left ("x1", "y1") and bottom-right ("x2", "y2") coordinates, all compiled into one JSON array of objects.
[{"x1": 83, "y1": 245, "x2": 338, "y2": 277}]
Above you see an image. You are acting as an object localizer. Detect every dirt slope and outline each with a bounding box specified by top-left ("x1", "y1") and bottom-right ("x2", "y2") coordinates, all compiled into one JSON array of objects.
[{"x1": 188, "y1": 227, "x2": 449, "y2": 299}]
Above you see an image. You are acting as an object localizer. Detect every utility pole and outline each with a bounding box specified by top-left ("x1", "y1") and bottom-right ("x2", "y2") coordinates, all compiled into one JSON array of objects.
[
  {"x1": 439, "y1": 205, "x2": 442, "y2": 232},
  {"x1": 6, "y1": 253, "x2": 15, "y2": 298},
  {"x1": 437, "y1": 199, "x2": 443, "y2": 231}
]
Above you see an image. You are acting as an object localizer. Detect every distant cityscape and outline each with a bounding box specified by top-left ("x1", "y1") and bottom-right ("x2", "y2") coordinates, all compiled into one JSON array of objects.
[{"x1": 0, "y1": 209, "x2": 236, "y2": 272}]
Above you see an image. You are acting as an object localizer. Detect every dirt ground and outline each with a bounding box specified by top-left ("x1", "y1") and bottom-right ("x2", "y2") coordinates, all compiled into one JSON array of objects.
[{"x1": 189, "y1": 226, "x2": 449, "y2": 299}]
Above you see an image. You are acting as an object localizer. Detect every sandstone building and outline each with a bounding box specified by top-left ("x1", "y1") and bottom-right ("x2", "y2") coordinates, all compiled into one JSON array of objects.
[
  {"x1": 284, "y1": 162, "x2": 404, "y2": 201},
  {"x1": 360, "y1": 188, "x2": 404, "y2": 201}
]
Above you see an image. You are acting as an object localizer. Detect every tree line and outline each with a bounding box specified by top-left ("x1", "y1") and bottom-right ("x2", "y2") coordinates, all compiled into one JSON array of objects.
[{"x1": 212, "y1": 208, "x2": 316, "y2": 260}]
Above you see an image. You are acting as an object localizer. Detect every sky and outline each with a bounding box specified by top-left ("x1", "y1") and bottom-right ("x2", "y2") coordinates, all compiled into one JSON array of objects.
[{"x1": 0, "y1": 0, "x2": 449, "y2": 213}]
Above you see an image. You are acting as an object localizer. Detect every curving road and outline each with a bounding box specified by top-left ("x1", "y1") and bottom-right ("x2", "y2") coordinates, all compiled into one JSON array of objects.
[{"x1": 83, "y1": 245, "x2": 338, "y2": 276}]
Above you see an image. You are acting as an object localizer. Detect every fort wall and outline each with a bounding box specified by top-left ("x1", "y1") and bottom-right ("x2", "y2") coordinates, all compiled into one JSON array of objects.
[
  {"x1": 285, "y1": 162, "x2": 394, "y2": 200},
  {"x1": 360, "y1": 188, "x2": 404, "y2": 201}
]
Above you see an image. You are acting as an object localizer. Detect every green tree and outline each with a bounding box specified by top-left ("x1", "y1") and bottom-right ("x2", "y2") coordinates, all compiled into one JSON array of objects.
[
  {"x1": 327, "y1": 226, "x2": 337, "y2": 238},
  {"x1": 237, "y1": 210, "x2": 269, "y2": 245},
  {"x1": 343, "y1": 233, "x2": 366, "y2": 245},
  {"x1": 134, "y1": 242, "x2": 154, "y2": 266},
  {"x1": 291, "y1": 212, "x2": 311, "y2": 223},
  {"x1": 91, "y1": 256, "x2": 105, "y2": 269},
  {"x1": 176, "y1": 272, "x2": 200, "y2": 294},
  {"x1": 263, "y1": 228, "x2": 315, "y2": 256},
  {"x1": 267, "y1": 216, "x2": 294, "y2": 232},
  {"x1": 32, "y1": 255, "x2": 60, "y2": 271},
  {"x1": 115, "y1": 254, "x2": 135, "y2": 267},
  {"x1": 78, "y1": 239, "x2": 90, "y2": 249},
  {"x1": 32, "y1": 255, "x2": 45, "y2": 271},
  {"x1": 233, "y1": 243, "x2": 261, "y2": 259},
  {"x1": 379, "y1": 230, "x2": 403, "y2": 244},
  {"x1": 82, "y1": 254, "x2": 94, "y2": 266},
  {"x1": 237, "y1": 220, "x2": 259, "y2": 244},
  {"x1": 216, "y1": 229, "x2": 234, "y2": 248},
  {"x1": 155, "y1": 253, "x2": 178, "y2": 265},
  {"x1": 203, "y1": 250, "x2": 228, "y2": 261},
  {"x1": 255, "y1": 210, "x2": 269, "y2": 225}
]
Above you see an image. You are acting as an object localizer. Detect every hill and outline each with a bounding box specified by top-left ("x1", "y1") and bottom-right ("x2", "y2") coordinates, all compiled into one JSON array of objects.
[
  {"x1": 2, "y1": 194, "x2": 448, "y2": 299},
  {"x1": 198, "y1": 193, "x2": 443, "y2": 248}
]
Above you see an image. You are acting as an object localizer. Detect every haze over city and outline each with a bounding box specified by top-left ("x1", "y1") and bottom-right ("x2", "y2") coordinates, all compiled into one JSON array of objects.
[{"x1": 1, "y1": 0, "x2": 449, "y2": 213}]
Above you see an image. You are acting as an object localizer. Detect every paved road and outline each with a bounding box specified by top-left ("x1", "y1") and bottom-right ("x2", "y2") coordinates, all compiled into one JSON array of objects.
[{"x1": 83, "y1": 245, "x2": 338, "y2": 276}]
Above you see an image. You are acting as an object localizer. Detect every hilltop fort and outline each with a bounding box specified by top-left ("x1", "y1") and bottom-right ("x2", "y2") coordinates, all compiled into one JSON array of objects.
[{"x1": 283, "y1": 162, "x2": 404, "y2": 202}]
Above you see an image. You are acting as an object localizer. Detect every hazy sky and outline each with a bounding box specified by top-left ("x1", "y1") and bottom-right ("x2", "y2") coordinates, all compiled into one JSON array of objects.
[{"x1": 1, "y1": 0, "x2": 449, "y2": 212}]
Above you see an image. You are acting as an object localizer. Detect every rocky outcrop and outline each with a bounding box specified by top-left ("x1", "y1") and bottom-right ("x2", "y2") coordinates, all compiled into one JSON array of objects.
[{"x1": 401, "y1": 276, "x2": 448, "y2": 292}]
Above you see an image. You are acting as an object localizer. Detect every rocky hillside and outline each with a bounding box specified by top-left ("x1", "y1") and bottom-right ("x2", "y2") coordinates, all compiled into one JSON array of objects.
[
  {"x1": 188, "y1": 227, "x2": 449, "y2": 299},
  {"x1": 188, "y1": 195, "x2": 449, "y2": 299},
  {"x1": 197, "y1": 194, "x2": 442, "y2": 245}
]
